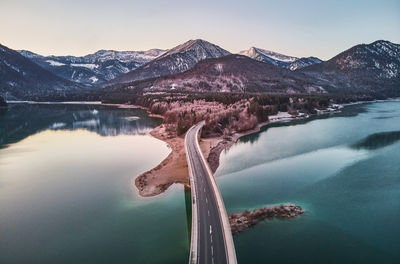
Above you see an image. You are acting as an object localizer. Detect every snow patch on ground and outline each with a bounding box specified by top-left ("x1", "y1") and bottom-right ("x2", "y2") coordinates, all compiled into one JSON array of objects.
[
  {"x1": 89, "y1": 76, "x2": 99, "y2": 83},
  {"x1": 124, "y1": 116, "x2": 140, "y2": 121},
  {"x1": 215, "y1": 63, "x2": 224, "y2": 72},
  {"x1": 71, "y1": 63, "x2": 99, "y2": 70},
  {"x1": 4, "y1": 61, "x2": 20, "y2": 72},
  {"x1": 49, "y1": 122, "x2": 66, "y2": 129},
  {"x1": 73, "y1": 119, "x2": 99, "y2": 128},
  {"x1": 46, "y1": 60, "x2": 66, "y2": 66},
  {"x1": 268, "y1": 112, "x2": 293, "y2": 121}
]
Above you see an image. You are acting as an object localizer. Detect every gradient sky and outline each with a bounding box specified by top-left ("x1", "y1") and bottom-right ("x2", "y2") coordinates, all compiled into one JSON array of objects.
[{"x1": 0, "y1": 0, "x2": 399, "y2": 60}]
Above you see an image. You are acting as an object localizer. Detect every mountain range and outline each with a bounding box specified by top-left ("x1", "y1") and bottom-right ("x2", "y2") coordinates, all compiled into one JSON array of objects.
[
  {"x1": 301, "y1": 40, "x2": 400, "y2": 96},
  {"x1": 239, "y1": 47, "x2": 322, "y2": 70},
  {"x1": 1, "y1": 39, "x2": 399, "y2": 100},
  {"x1": 126, "y1": 54, "x2": 325, "y2": 94},
  {"x1": 18, "y1": 49, "x2": 166, "y2": 85},
  {"x1": 0, "y1": 44, "x2": 84, "y2": 100},
  {"x1": 107, "y1": 39, "x2": 230, "y2": 85}
]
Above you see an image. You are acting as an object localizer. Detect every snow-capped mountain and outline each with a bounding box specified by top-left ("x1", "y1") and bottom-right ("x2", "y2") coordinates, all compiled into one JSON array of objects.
[
  {"x1": 108, "y1": 39, "x2": 230, "y2": 85},
  {"x1": 288, "y1": 57, "x2": 322, "y2": 70},
  {"x1": 18, "y1": 49, "x2": 166, "y2": 85},
  {"x1": 239, "y1": 47, "x2": 322, "y2": 70},
  {"x1": 301, "y1": 40, "x2": 400, "y2": 96},
  {"x1": 0, "y1": 43, "x2": 84, "y2": 100},
  {"x1": 108, "y1": 55, "x2": 327, "y2": 94}
]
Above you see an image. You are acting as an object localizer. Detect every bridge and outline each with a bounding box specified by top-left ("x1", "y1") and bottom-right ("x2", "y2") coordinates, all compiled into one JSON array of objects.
[{"x1": 184, "y1": 121, "x2": 237, "y2": 264}]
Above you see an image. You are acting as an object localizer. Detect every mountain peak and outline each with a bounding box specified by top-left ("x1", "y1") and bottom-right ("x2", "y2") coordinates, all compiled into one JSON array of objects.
[
  {"x1": 160, "y1": 39, "x2": 229, "y2": 59},
  {"x1": 239, "y1": 46, "x2": 321, "y2": 70},
  {"x1": 107, "y1": 39, "x2": 230, "y2": 85},
  {"x1": 301, "y1": 39, "x2": 400, "y2": 95}
]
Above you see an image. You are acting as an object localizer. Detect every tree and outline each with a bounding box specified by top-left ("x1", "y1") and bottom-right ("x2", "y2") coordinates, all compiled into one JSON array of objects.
[{"x1": 0, "y1": 96, "x2": 7, "y2": 107}]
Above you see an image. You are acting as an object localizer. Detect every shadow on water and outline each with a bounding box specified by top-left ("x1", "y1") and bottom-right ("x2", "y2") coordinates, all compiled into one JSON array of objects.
[
  {"x1": 0, "y1": 103, "x2": 162, "y2": 149},
  {"x1": 351, "y1": 130, "x2": 400, "y2": 150},
  {"x1": 184, "y1": 186, "x2": 192, "y2": 245},
  {"x1": 241, "y1": 104, "x2": 367, "y2": 145},
  {"x1": 372, "y1": 116, "x2": 397, "y2": 119}
]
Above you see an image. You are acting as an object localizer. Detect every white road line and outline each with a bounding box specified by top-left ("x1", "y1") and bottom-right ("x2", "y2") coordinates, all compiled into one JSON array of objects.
[
  {"x1": 211, "y1": 245, "x2": 214, "y2": 256},
  {"x1": 206, "y1": 198, "x2": 208, "y2": 204},
  {"x1": 209, "y1": 225, "x2": 212, "y2": 234},
  {"x1": 208, "y1": 210, "x2": 210, "y2": 216}
]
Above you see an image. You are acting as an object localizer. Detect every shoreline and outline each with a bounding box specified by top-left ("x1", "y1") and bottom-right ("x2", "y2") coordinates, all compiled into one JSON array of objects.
[
  {"x1": 137, "y1": 111, "x2": 315, "y2": 197},
  {"x1": 7, "y1": 99, "x2": 399, "y2": 197},
  {"x1": 134, "y1": 124, "x2": 190, "y2": 197},
  {"x1": 136, "y1": 98, "x2": 400, "y2": 197}
]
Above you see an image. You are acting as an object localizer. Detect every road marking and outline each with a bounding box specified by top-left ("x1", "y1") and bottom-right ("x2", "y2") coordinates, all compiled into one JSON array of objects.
[
  {"x1": 211, "y1": 245, "x2": 214, "y2": 256},
  {"x1": 209, "y1": 225, "x2": 212, "y2": 234},
  {"x1": 204, "y1": 187, "x2": 206, "y2": 192},
  {"x1": 210, "y1": 234, "x2": 213, "y2": 243},
  {"x1": 208, "y1": 210, "x2": 210, "y2": 216},
  {"x1": 206, "y1": 198, "x2": 208, "y2": 204}
]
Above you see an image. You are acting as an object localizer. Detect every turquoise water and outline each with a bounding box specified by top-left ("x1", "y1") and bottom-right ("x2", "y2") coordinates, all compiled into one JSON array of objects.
[
  {"x1": 1, "y1": 102, "x2": 399, "y2": 263},
  {"x1": 216, "y1": 101, "x2": 400, "y2": 263}
]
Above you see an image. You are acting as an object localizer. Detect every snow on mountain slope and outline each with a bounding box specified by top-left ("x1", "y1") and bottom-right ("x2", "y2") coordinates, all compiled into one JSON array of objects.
[
  {"x1": 18, "y1": 48, "x2": 166, "y2": 85},
  {"x1": 301, "y1": 40, "x2": 400, "y2": 95},
  {"x1": 0, "y1": 43, "x2": 84, "y2": 99},
  {"x1": 108, "y1": 55, "x2": 327, "y2": 94},
  {"x1": 289, "y1": 57, "x2": 323, "y2": 70},
  {"x1": 239, "y1": 47, "x2": 322, "y2": 70},
  {"x1": 108, "y1": 39, "x2": 230, "y2": 85}
]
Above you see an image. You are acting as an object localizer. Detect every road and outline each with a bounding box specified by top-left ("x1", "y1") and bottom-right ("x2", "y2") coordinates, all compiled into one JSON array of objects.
[{"x1": 185, "y1": 121, "x2": 237, "y2": 264}]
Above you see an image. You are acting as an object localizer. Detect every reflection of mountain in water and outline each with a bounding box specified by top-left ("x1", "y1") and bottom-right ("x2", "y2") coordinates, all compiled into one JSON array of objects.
[{"x1": 0, "y1": 103, "x2": 162, "y2": 148}]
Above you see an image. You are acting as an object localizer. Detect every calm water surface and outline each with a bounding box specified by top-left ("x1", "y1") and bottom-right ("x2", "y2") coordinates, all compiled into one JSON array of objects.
[
  {"x1": 0, "y1": 104, "x2": 190, "y2": 264},
  {"x1": 1, "y1": 102, "x2": 399, "y2": 263},
  {"x1": 217, "y1": 101, "x2": 400, "y2": 263}
]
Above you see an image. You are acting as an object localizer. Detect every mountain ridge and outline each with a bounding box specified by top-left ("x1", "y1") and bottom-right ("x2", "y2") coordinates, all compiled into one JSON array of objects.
[
  {"x1": 300, "y1": 40, "x2": 400, "y2": 96},
  {"x1": 0, "y1": 43, "x2": 85, "y2": 100},
  {"x1": 239, "y1": 47, "x2": 323, "y2": 70},
  {"x1": 18, "y1": 48, "x2": 166, "y2": 85},
  {"x1": 106, "y1": 54, "x2": 328, "y2": 94},
  {"x1": 107, "y1": 39, "x2": 230, "y2": 85}
]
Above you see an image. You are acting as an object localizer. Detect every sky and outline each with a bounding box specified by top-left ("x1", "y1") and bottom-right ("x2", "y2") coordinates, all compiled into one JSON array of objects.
[{"x1": 0, "y1": 0, "x2": 399, "y2": 60}]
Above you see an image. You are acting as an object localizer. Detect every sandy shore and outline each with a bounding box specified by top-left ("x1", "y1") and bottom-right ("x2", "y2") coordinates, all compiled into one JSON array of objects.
[
  {"x1": 135, "y1": 124, "x2": 190, "y2": 197},
  {"x1": 135, "y1": 111, "x2": 311, "y2": 197}
]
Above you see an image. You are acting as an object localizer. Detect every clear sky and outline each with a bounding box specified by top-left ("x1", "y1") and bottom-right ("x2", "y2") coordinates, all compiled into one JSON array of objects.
[{"x1": 0, "y1": 0, "x2": 399, "y2": 60}]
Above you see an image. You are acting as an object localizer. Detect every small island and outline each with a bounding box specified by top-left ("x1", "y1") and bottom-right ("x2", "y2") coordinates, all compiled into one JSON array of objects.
[{"x1": 229, "y1": 204, "x2": 304, "y2": 235}]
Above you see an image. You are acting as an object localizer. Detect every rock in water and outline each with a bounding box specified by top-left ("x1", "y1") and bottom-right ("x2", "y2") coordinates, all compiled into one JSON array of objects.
[{"x1": 229, "y1": 204, "x2": 304, "y2": 235}]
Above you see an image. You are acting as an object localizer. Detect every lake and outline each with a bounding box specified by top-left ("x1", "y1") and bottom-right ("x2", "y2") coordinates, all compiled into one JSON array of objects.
[
  {"x1": 0, "y1": 101, "x2": 399, "y2": 263},
  {"x1": 217, "y1": 101, "x2": 400, "y2": 263},
  {"x1": 0, "y1": 103, "x2": 190, "y2": 264}
]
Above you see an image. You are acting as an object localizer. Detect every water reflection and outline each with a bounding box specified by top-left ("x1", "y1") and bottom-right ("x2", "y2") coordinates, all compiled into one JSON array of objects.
[
  {"x1": 184, "y1": 186, "x2": 192, "y2": 244},
  {"x1": 0, "y1": 104, "x2": 191, "y2": 263},
  {"x1": 0, "y1": 103, "x2": 162, "y2": 148},
  {"x1": 240, "y1": 104, "x2": 367, "y2": 145}
]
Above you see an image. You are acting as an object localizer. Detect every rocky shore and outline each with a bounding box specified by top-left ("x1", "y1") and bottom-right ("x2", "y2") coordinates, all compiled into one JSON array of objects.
[{"x1": 229, "y1": 204, "x2": 304, "y2": 235}]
